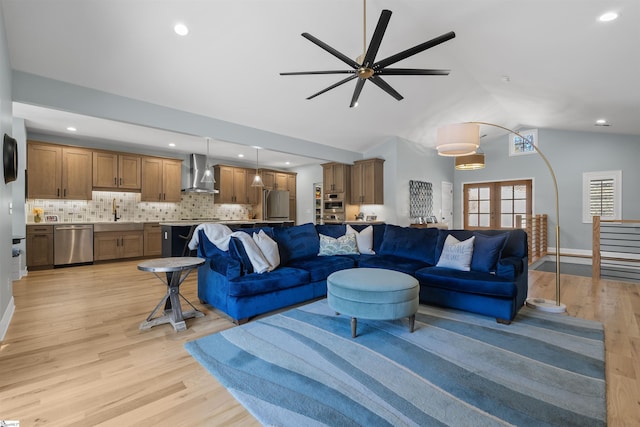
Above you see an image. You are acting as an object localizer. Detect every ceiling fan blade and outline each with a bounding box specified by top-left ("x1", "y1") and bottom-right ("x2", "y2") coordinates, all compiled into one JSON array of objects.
[
  {"x1": 374, "y1": 31, "x2": 456, "y2": 69},
  {"x1": 301, "y1": 33, "x2": 360, "y2": 69},
  {"x1": 349, "y1": 79, "x2": 367, "y2": 108},
  {"x1": 280, "y1": 70, "x2": 355, "y2": 76},
  {"x1": 377, "y1": 68, "x2": 450, "y2": 76},
  {"x1": 369, "y1": 76, "x2": 403, "y2": 101},
  {"x1": 306, "y1": 75, "x2": 358, "y2": 100},
  {"x1": 362, "y1": 9, "x2": 392, "y2": 67}
]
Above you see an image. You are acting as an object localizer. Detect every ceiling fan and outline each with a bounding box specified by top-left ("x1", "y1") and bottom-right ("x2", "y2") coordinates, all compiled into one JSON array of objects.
[{"x1": 280, "y1": 7, "x2": 455, "y2": 108}]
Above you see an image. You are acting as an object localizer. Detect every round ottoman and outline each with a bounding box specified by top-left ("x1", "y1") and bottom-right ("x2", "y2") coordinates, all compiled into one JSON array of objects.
[{"x1": 327, "y1": 268, "x2": 419, "y2": 338}]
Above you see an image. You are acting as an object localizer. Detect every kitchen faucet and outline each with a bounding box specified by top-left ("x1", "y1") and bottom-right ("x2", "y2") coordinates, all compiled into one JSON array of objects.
[{"x1": 112, "y1": 198, "x2": 120, "y2": 222}]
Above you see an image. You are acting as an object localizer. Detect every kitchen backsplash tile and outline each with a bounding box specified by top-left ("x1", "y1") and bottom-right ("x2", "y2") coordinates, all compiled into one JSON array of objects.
[{"x1": 26, "y1": 192, "x2": 253, "y2": 223}]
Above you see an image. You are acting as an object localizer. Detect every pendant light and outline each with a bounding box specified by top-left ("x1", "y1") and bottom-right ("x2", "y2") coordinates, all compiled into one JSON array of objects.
[
  {"x1": 251, "y1": 147, "x2": 264, "y2": 187},
  {"x1": 200, "y1": 137, "x2": 215, "y2": 184}
]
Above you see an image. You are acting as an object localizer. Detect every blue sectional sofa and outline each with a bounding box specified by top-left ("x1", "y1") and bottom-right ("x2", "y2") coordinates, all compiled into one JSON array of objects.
[{"x1": 195, "y1": 222, "x2": 528, "y2": 324}]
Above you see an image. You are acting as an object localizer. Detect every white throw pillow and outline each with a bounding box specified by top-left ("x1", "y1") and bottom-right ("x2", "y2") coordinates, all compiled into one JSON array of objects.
[
  {"x1": 252, "y1": 230, "x2": 280, "y2": 271},
  {"x1": 345, "y1": 224, "x2": 375, "y2": 254},
  {"x1": 436, "y1": 235, "x2": 475, "y2": 271}
]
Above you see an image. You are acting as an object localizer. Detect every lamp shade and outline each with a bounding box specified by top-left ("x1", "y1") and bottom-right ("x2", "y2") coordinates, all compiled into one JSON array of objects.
[
  {"x1": 436, "y1": 123, "x2": 480, "y2": 156},
  {"x1": 455, "y1": 153, "x2": 485, "y2": 170}
]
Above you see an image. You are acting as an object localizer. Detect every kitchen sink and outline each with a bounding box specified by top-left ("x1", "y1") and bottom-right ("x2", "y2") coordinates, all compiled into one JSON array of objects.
[{"x1": 93, "y1": 222, "x2": 145, "y2": 232}]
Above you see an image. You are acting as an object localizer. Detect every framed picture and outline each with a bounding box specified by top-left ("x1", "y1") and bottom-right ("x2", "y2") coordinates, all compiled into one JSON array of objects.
[
  {"x1": 45, "y1": 214, "x2": 59, "y2": 223},
  {"x1": 365, "y1": 215, "x2": 377, "y2": 221},
  {"x1": 509, "y1": 129, "x2": 538, "y2": 156}
]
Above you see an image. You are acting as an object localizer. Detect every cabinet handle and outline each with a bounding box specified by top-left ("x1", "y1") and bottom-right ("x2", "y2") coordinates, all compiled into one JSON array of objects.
[
  {"x1": 114, "y1": 177, "x2": 117, "y2": 185},
  {"x1": 163, "y1": 193, "x2": 166, "y2": 200},
  {"x1": 119, "y1": 178, "x2": 123, "y2": 185},
  {"x1": 63, "y1": 189, "x2": 67, "y2": 197},
  {"x1": 158, "y1": 193, "x2": 162, "y2": 201},
  {"x1": 57, "y1": 188, "x2": 60, "y2": 197}
]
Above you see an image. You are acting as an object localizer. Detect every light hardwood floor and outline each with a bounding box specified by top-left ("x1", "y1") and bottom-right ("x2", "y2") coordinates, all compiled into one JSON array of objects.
[{"x1": 1, "y1": 261, "x2": 638, "y2": 426}]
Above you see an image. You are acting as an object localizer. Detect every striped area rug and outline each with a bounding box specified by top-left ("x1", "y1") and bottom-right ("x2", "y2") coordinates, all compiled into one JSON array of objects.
[{"x1": 186, "y1": 300, "x2": 606, "y2": 426}]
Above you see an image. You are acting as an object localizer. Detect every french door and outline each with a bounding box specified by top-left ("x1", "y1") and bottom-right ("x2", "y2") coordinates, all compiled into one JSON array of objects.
[{"x1": 463, "y1": 180, "x2": 532, "y2": 229}]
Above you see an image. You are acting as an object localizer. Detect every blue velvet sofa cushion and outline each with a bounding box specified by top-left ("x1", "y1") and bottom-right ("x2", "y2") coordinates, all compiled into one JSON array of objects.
[
  {"x1": 415, "y1": 267, "x2": 517, "y2": 298},
  {"x1": 379, "y1": 224, "x2": 439, "y2": 264},
  {"x1": 197, "y1": 229, "x2": 228, "y2": 258},
  {"x1": 357, "y1": 254, "x2": 431, "y2": 276},
  {"x1": 273, "y1": 222, "x2": 320, "y2": 264},
  {"x1": 471, "y1": 232, "x2": 509, "y2": 272},
  {"x1": 316, "y1": 224, "x2": 346, "y2": 239},
  {"x1": 228, "y1": 266, "x2": 310, "y2": 297},
  {"x1": 286, "y1": 255, "x2": 355, "y2": 282}
]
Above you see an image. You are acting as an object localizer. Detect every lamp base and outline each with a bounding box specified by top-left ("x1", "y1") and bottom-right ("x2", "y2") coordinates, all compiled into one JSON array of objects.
[{"x1": 525, "y1": 297, "x2": 567, "y2": 313}]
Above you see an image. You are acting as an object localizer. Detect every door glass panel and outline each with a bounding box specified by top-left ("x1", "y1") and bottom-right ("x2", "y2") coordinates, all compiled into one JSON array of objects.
[
  {"x1": 514, "y1": 200, "x2": 526, "y2": 213},
  {"x1": 479, "y1": 201, "x2": 490, "y2": 213},
  {"x1": 501, "y1": 214, "x2": 513, "y2": 227},
  {"x1": 468, "y1": 188, "x2": 478, "y2": 201},
  {"x1": 469, "y1": 201, "x2": 478, "y2": 213},
  {"x1": 501, "y1": 200, "x2": 513, "y2": 213},
  {"x1": 514, "y1": 185, "x2": 527, "y2": 199},
  {"x1": 468, "y1": 215, "x2": 478, "y2": 227},
  {"x1": 479, "y1": 187, "x2": 490, "y2": 199},
  {"x1": 501, "y1": 186, "x2": 513, "y2": 198},
  {"x1": 479, "y1": 214, "x2": 490, "y2": 227}
]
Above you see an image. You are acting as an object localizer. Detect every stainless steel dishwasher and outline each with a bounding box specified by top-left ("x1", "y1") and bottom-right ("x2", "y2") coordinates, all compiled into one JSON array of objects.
[{"x1": 54, "y1": 224, "x2": 94, "y2": 266}]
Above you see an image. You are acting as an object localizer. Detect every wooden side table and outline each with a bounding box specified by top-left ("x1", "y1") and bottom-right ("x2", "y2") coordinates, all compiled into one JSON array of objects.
[{"x1": 138, "y1": 256, "x2": 205, "y2": 332}]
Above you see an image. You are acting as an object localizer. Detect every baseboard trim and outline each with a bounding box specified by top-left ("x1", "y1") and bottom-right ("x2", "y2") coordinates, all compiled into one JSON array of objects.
[{"x1": 0, "y1": 296, "x2": 16, "y2": 342}]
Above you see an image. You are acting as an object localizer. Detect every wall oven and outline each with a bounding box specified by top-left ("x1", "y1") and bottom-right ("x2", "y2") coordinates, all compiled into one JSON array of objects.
[{"x1": 323, "y1": 197, "x2": 344, "y2": 213}]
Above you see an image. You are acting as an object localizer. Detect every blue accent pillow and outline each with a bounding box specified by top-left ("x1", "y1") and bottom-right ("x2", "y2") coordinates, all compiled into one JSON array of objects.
[
  {"x1": 272, "y1": 223, "x2": 320, "y2": 264},
  {"x1": 318, "y1": 233, "x2": 359, "y2": 255},
  {"x1": 228, "y1": 236, "x2": 254, "y2": 274},
  {"x1": 471, "y1": 232, "x2": 509, "y2": 272},
  {"x1": 378, "y1": 224, "x2": 439, "y2": 265}
]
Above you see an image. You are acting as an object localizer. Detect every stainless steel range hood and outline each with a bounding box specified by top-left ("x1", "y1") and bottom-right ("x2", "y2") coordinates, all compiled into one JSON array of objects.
[{"x1": 182, "y1": 153, "x2": 219, "y2": 193}]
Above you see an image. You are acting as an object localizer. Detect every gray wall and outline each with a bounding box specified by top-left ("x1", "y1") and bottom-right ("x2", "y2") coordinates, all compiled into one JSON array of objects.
[
  {"x1": 453, "y1": 128, "x2": 640, "y2": 252},
  {"x1": 0, "y1": 3, "x2": 15, "y2": 340}
]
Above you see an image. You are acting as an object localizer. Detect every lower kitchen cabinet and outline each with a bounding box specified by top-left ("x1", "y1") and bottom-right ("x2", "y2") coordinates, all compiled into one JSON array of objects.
[
  {"x1": 143, "y1": 223, "x2": 162, "y2": 256},
  {"x1": 94, "y1": 230, "x2": 144, "y2": 261},
  {"x1": 26, "y1": 225, "x2": 54, "y2": 270}
]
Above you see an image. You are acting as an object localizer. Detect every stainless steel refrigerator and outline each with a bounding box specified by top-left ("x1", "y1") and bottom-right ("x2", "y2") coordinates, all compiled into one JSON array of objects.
[{"x1": 263, "y1": 189, "x2": 290, "y2": 220}]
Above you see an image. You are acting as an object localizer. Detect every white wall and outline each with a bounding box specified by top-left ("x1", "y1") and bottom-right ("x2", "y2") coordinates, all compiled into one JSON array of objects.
[
  {"x1": 292, "y1": 163, "x2": 323, "y2": 225},
  {"x1": 0, "y1": 3, "x2": 16, "y2": 340},
  {"x1": 453, "y1": 128, "x2": 640, "y2": 252}
]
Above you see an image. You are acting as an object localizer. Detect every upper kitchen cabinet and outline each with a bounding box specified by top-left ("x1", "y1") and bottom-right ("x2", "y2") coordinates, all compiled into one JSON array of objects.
[
  {"x1": 27, "y1": 141, "x2": 92, "y2": 200},
  {"x1": 141, "y1": 157, "x2": 182, "y2": 202},
  {"x1": 93, "y1": 151, "x2": 142, "y2": 191},
  {"x1": 322, "y1": 162, "x2": 349, "y2": 193},
  {"x1": 351, "y1": 158, "x2": 384, "y2": 205},
  {"x1": 215, "y1": 165, "x2": 252, "y2": 204}
]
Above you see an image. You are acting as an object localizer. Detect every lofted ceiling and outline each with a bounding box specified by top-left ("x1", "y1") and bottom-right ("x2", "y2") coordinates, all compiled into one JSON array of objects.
[{"x1": 2, "y1": 0, "x2": 639, "y2": 168}]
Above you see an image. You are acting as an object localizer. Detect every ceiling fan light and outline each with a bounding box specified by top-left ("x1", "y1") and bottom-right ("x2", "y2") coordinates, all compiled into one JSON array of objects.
[
  {"x1": 455, "y1": 153, "x2": 485, "y2": 170},
  {"x1": 436, "y1": 123, "x2": 480, "y2": 156}
]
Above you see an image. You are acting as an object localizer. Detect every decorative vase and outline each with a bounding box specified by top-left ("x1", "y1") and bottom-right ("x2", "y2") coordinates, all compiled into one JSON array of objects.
[{"x1": 34, "y1": 214, "x2": 42, "y2": 223}]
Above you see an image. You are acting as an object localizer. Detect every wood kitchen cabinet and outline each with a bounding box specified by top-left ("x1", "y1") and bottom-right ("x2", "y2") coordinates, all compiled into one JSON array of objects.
[
  {"x1": 141, "y1": 157, "x2": 182, "y2": 202},
  {"x1": 322, "y1": 162, "x2": 349, "y2": 193},
  {"x1": 93, "y1": 151, "x2": 141, "y2": 190},
  {"x1": 261, "y1": 169, "x2": 295, "y2": 192},
  {"x1": 351, "y1": 158, "x2": 384, "y2": 205},
  {"x1": 27, "y1": 141, "x2": 92, "y2": 200},
  {"x1": 215, "y1": 165, "x2": 255, "y2": 204},
  {"x1": 143, "y1": 223, "x2": 162, "y2": 256},
  {"x1": 26, "y1": 225, "x2": 54, "y2": 270},
  {"x1": 94, "y1": 230, "x2": 144, "y2": 261}
]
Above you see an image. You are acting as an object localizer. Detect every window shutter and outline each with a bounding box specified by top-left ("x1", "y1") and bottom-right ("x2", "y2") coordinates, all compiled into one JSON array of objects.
[{"x1": 589, "y1": 178, "x2": 615, "y2": 217}]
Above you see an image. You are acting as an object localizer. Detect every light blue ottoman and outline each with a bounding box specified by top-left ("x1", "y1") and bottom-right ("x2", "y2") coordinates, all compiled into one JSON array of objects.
[{"x1": 327, "y1": 268, "x2": 419, "y2": 338}]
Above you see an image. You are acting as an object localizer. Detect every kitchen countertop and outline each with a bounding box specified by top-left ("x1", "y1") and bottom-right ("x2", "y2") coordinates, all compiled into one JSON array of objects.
[{"x1": 159, "y1": 220, "x2": 294, "y2": 226}]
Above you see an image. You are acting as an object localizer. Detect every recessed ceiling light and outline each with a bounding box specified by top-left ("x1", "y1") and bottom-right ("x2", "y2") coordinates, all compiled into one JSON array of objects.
[
  {"x1": 595, "y1": 119, "x2": 610, "y2": 127},
  {"x1": 598, "y1": 12, "x2": 618, "y2": 22},
  {"x1": 285, "y1": 161, "x2": 291, "y2": 165},
  {"x1": 174, "y1": 23, "x2": 189, "y2": 36},
  {"x1": 238, "y1": 154, "x2": 244, "y2": 158},
  {"x1": 66, "y1": 126, "x2": 77, "y2": 132},
  {"x1": 168, "y1": 143, "x2": 176, "y2": 147}
]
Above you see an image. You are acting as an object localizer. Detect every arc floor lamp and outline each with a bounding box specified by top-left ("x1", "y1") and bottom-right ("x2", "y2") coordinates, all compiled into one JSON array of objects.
[{"x1": 437, "y1": 122, "x2": 566, "y2": 313}]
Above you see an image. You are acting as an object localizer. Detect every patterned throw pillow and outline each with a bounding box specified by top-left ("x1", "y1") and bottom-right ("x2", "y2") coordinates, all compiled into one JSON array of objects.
[
  {"x1": 436, "y1": 234, "x2": 475, "y2": 271},
  {"x1": 318, "y1": 233, "x2": 359, "y2": 256}
]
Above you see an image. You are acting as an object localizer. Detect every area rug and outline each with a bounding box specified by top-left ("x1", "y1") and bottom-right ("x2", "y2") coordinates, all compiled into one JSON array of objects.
[{"x1": 185, "y1": 300, "x2": 606, "y2": 426}]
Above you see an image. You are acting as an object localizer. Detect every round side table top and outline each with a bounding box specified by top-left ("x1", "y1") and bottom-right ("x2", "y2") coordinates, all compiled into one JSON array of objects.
[{"x1": 137, "y1": 257, "x2": 205, "y2": 273}]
